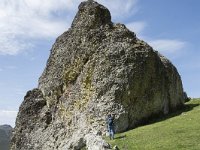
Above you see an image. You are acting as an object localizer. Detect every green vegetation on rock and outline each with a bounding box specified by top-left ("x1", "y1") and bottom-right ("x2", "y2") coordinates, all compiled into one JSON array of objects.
[
  {"x1": 63, "y1": 58, "x2": 86, "y2": 84},
  {"x1": 107, "y1": 99, "x2": 200, "y2": 150}
]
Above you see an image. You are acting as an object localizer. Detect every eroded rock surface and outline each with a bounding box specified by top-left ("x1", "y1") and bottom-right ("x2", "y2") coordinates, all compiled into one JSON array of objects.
[{"x1": 11, "y1": 1, "x2": 185, "y2": 149}]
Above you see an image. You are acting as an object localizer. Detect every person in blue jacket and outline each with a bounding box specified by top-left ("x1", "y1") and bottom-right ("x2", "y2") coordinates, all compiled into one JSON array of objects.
[{"x1": 107, "y1": 114, "x2": 115, "y2": 140}]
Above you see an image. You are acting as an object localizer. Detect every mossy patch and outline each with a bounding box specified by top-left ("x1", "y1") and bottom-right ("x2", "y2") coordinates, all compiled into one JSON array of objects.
[
  {"x1": 58, "y1": 62, "x2": 95, "y2": 125},
  {"x1": 63, "y1": 57, "x2": 89, "y2": 85}
]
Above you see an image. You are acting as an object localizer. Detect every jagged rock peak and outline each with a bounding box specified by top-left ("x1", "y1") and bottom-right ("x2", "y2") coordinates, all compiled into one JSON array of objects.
[{"x1": 71, "y1": 0, "x2": 112, "y2": 29}]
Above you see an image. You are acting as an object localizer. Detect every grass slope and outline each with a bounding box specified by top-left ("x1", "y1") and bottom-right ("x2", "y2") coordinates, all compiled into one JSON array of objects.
[{"x1": 107, "y1": 99, "x2": 200, "y2": 150}]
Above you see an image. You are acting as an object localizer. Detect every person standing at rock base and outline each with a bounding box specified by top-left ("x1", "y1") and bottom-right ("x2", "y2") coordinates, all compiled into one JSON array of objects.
[{"x1": 107, "y1": 114, "x2": 115, "y2": 140}]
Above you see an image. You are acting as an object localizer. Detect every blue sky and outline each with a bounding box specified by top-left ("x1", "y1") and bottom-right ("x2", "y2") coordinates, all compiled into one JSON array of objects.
[{"x1": 0, "y1": 0, "x2": 199, "y2": 127}]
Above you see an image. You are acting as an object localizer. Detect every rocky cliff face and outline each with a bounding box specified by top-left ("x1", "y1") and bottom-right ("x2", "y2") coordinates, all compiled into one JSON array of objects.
[
  {"x1": 11, "y1": 1, "x2": 185, "y2": 150},
  {"x1": 0, "y1": 125, "x2": 13, "y2": 150}
]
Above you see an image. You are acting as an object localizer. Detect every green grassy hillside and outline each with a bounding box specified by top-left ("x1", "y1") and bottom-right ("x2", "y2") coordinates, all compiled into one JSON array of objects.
[{"x1": 107, "y1": 99, "x2": 200, "y2": 150}]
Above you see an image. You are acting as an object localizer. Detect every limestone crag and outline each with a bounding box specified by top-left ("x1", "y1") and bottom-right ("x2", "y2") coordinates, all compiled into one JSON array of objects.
[{"x1": 11, "y1": 1, "x2": 185, "y2": 150}]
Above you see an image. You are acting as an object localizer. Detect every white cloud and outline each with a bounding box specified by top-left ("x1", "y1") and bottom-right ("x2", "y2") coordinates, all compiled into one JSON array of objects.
[
  {"x1": 149, "y1": 39, "x2": 187, "y2": 53},
  {"x1": 0, "y1": 35, "x2": 30, "y2": 55},
  {"x1": 97, "y1": 0, "x2": 139, "y2": 20},
  {"x1": 0, "y1": 0, "x2": 81, "y2": 55},
  {"x1": 126, "y1": 21, "x2": 147, "y2": 36},
  {"x1": 0, "y1": 0, "x2": 139, "y2": 55},
  {"x1": 0, "y1": 110, "x2": 18, "y2": 127}
]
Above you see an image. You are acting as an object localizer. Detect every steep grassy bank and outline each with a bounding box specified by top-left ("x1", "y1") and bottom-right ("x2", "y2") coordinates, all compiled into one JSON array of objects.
[{"x1": 107, "y1": 98, "x2": 200, "y2": 150}]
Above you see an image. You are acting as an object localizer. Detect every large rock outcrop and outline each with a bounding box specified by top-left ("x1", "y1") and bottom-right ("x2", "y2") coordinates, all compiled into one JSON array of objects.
[{"x1": 11, "y1": 1, "x2": 185, "y2": 150}]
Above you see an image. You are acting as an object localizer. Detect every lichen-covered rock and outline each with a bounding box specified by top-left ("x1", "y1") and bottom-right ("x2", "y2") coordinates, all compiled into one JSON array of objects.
[{"x1": 11, "y1": 1, "x2": 185, "y2": 149}]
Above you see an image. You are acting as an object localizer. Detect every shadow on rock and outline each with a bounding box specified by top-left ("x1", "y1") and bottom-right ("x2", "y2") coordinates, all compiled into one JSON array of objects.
[{"x1": 145, "y1": 102, "x2": 200, "y2": 126}]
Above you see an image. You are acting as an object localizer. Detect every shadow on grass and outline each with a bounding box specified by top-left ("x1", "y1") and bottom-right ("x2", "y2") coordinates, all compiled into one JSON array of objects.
[
  {"x1": 114, "y1": 135, "x2": 127, "y2": 140},
  {"x1": 129, "y1": 102, "x2": 200, "y2": 130},
  {"x1": 146, "y1": 103, "x2": 199, "y2": 125}
]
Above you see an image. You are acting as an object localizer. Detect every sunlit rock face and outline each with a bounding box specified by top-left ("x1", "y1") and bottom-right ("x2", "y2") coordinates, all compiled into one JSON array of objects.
[{"x1": 11, "y1": 1, "x2": 184, "y2": 150}]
